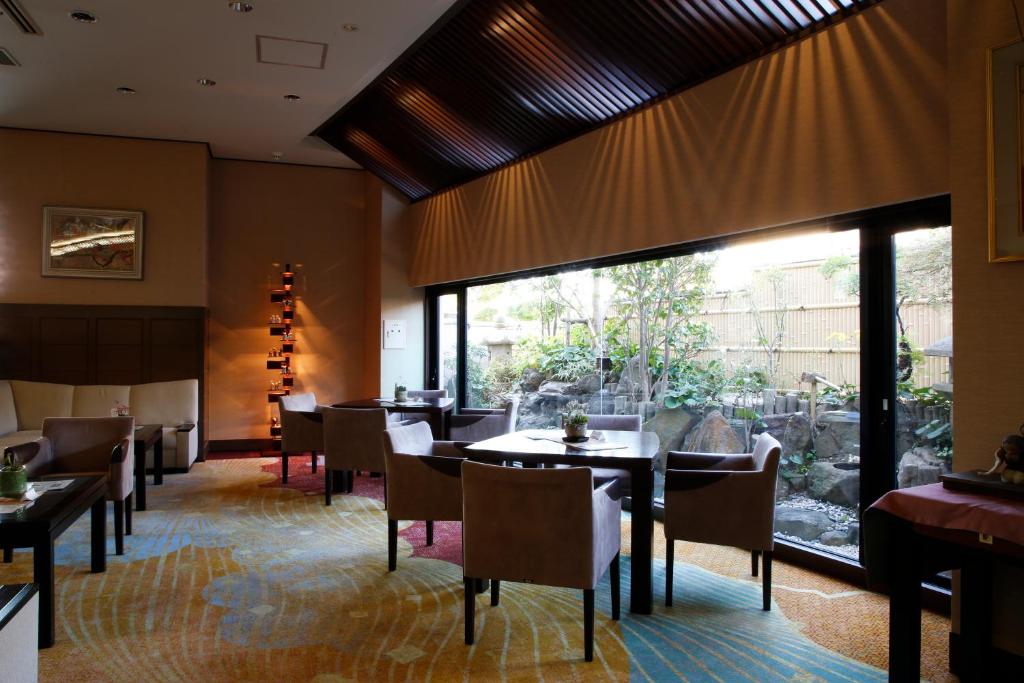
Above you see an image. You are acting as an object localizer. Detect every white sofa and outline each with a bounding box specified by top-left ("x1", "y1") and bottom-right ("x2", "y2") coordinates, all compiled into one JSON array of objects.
[{"x1": 0, "y1": 379, "x2": 199, "y2": 470}]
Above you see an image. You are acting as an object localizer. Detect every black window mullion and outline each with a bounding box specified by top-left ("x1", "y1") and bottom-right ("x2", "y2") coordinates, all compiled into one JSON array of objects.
[{"x1": 456, "y1": 287, "x2": 468, "y2": 413}]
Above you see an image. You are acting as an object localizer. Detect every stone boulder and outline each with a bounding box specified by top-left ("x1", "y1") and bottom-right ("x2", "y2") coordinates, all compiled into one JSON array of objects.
[
  {"x1": 572, "y1": 374, "x2": 603, "y2": 395},
  {"x1": 807, "y1": 462, "x2": 860, "y2": 507},
  {"x1": 643, "y1": 407, "x2": 700, "y2": 472},
  {"x1": 775, "y1": 507, "x2": 832, "y2": 541},
  {"x1": 819, "y1": 528, "x2": 856, "y2": 546},
  {"x1": 897, "y1": 446, "x2": 949, "y2": 489},
  {"x1": 762, "y1": 412, "x2": 813, "y2": 456},
  {"x1": 814, "y1": 411, "x2": 861, "y2": 462},
  {"x1": 615, "y1": 355, "x2": 646, "y2": 398},
  {"x1": 681, "y1": 410, "x2": 745, "y2": 455},
  {"x1": 537, "y1": 380, "x2": 574, "y2": 398},
  {"x1": 520, "y1": 368, "x2": 544, "y2": 392}
]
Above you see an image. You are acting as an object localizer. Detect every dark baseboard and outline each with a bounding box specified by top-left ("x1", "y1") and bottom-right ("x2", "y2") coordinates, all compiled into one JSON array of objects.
[
  {"x1": 949, "y1": 632, "x2": 1024, "y2": 679},
  {"x1": 206, "y1": 438, "x2": 277, "y2": 452}
]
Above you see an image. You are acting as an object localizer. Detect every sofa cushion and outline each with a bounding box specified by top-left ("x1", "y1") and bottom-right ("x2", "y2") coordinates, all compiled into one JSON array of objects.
[
  {"x1": 10, "y1": 381, "x2": 73, "y2": 431},
  {"x1": 0, "y1": 380, "x2": 17, "y2": 436},
  {"x1": 72, "y1": 385, "x2": 131, "y2": 418},
  {"x1": 130, "y1": 379, "x2": 198, "y2": 428}
]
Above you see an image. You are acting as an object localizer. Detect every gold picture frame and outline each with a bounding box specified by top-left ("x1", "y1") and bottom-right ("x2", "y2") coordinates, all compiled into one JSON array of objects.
[
  {"x1": 42, "y1": 206, "x2": 144, "y2": 279},
  {"x1": 988, "y1": 40, "x2": 1024, "y2": 262}
]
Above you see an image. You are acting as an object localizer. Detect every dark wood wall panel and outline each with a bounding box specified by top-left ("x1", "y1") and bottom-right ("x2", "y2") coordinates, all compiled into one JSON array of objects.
[{"x1": 0, "y1": 304, "x2": 207, "y2": 449}]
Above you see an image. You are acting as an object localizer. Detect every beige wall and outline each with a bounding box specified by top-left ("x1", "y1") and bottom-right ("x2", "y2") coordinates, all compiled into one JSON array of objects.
[
  {"x1": 207, "y1": 160, "x2": 368, "y2": 440},
  {"x1": 948, "y1": 0, "x2": 1024, "y2": 473},
  {"x1": 0, "y1": 128, "x2": 209, "y2": 306},
  {"x1": 407, "y1": 0, "x2": 948, "y2": 286}
]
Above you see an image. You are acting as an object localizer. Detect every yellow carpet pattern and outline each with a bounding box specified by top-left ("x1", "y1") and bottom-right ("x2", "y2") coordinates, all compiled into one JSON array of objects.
[{"x1": 0, "y1": 458, "x2": 953, "y2": 681}]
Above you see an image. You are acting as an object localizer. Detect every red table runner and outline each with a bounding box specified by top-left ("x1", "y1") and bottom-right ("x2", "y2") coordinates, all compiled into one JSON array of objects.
[{"x1": 871, "y1": 483, "x2": 1024, "y2": 547}]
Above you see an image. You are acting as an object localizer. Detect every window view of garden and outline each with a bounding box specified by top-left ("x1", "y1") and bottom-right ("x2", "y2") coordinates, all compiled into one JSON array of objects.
[{"x1": 440, "y1": 226, "x2": 952, "y2": 560}]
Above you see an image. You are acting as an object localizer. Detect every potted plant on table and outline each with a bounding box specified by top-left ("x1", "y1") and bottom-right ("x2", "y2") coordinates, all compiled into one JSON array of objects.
[
  {"x1": 0, "y1": 449, "x2": 27, "y2": 497},
  {"x1": 562, "y1": 401, "x2": 589, "y2": 441},
  {"x1": 394, "y1": 383, "x2": 408, "y2": 403}
]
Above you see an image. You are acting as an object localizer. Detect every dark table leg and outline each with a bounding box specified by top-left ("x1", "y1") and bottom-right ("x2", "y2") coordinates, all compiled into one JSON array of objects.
[
  {"x1": 887, "y1": 537, "x2": 922, "y2": 681},
  {"x1": 34, "y1": 538, "x2": 55, "y2": 648},
  {"x1": 960, "y1": 556, "x2": 993, "y2": 681},
  {"x1": 91, "y1": 496, "x2": 106, "y2": 574},
  {"x1": 442, "y1": 410, "x2": 451, "y2": 440},
  {"x1": 630, "y1": 465, "x2": 654, "y2": 614},
  {"x1": 427, "y1": 412, "x2": 443, "y2": 440},
  {"x1": 134, "y1": 442, "x2": 147, "y2": 511},
  {"x1": 154, "y1": 437, "x2": 164, "y2": 485}
]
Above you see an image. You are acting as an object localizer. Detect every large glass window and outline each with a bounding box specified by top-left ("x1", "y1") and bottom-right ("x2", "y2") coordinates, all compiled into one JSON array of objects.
[{"x1": 431, "y1": 202, "x2": 952, "y2": 568}]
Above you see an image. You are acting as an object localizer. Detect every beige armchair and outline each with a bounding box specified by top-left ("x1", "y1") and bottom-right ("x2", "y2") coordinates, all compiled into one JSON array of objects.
[
  {"x1": 462, "y1": 461, "x2": 621, "y2": 662},
  {"x1": 662, "y1": 432, "x2": 782, "y2": 611},
  {"x1": 40, "y1": 417, "x2": 135, "y2": 555},
  {"x1": 554, "y1": 413, "x2": 642, "y2": 493},
  {"x1": 449, "y1": 396, "x2": 519, "y2": 442},
  {"x1": 278, "y1": 393, "x2": 323, "y2": 484},
  {"x1": 321, "y1": 408, "x2": 416, "y2": 506},
  {"x1": 383, "y1": 421, "x2": 466, "y2": 571}
]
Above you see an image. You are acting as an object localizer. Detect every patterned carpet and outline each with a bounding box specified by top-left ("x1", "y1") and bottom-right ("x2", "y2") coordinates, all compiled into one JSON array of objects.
[{"x1": 0, "y1": 456, "x2": 952, "y2": 681}]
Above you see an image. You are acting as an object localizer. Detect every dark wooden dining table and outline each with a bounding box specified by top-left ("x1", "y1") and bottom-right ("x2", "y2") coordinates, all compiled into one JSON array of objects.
[
  {"x1": 464, "y1": 429, "x2": 659, "y2": 615},
  {"x1": 332, "y1": 397, "x2": 455, "y2": 439}
]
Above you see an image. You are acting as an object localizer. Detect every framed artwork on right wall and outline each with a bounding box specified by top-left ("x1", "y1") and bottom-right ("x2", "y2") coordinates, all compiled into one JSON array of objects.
[{"x1": 988, "y1": 39, "x2": 1024, "y2": 262}]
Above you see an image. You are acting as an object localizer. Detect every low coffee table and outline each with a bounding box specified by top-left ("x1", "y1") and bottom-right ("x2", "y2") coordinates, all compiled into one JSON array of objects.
[
  {"x1": 133, "y1": 424, "x2": 163, "y2": 511},
  {"x1": 0, "y1": 475, "x2": 107, "y2": 648}
]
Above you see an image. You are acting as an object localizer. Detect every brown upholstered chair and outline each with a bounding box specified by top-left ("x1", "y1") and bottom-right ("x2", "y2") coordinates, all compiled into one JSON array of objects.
[
  {"x1": 449, "y1": 396, "x2": 519, "y2": 442},
  {"x1": 40, "y1": 417, "x2": 135, "y2": 555},
  {"x1": 278, "y1": 392, "x2": 323, "y2": 484},
  {"x1": 321, "y1": 407, "x2": 416, "y2": 506},
  {"x1": 662, "y1": 432, "x2": 782, "y2": 611},
  {"x1": 382, "y1": 421, "x2": 467, "y2": 570},
  {"x1": 397, "y1": 389, "x2": 448, "y2": 424},
  {"x1": 580, "y1": 413, "x2": 642, "y2": 494},
  {"x1": 462, "y1": 461, "x2": 621, "y2": 662}
]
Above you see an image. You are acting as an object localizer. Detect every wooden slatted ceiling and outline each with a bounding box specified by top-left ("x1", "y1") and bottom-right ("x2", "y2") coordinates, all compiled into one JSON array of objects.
[{"x1": 314, "y1": 0, "x2": 881, "y2": 201}]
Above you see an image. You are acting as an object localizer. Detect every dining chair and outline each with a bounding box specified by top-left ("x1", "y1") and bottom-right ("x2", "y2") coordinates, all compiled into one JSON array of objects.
[
  {"x1": 397, "y1": 389, "x2": 448, "y2": 424},
  {"x1": 449, "y1": 396, "x2": 519, "y2": 442},
  {"x1": 39, "y1": 417, "x2": 135, "y2": 555},
  {"x1": 382, "y1": 421, "x2": 466, "y2": 570},
  {"x1": 662, "y1": 432, "x2": 782, "y2": 611},
  {"x1": 278, "y1": 392, "x2": 323, "y2": 484},
  {"x1": 321, "y1": 407, "x2": 416, "y2": 506},
  {"x1": 462, "y1": 461, "x2": 621, "y2": 662}
]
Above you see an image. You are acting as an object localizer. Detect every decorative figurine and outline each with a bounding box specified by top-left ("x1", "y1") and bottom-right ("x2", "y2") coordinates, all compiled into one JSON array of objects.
[{"x1": 981, "y1": 423, "x2": 1024, "y2": 484}]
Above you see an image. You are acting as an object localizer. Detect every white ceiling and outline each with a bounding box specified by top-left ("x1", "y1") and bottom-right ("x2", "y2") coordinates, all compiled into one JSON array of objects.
[{"x1": 0, "y1": 0, "x2": 456, "y2": 167}]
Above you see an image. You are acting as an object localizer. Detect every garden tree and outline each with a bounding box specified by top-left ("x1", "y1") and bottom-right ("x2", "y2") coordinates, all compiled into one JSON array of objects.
[
  {"x1": 531, "y1": 271, "x2": 605, "y2": 343},
  {"x1": 745, "y1": 267, "x2": 790, "y2": 389},
  {"x1": 819, "y1": 227, "x2": 952, "y2": 382},
  {"x1": 606, "y1": 254, "x2": 715, "y2": 403}
]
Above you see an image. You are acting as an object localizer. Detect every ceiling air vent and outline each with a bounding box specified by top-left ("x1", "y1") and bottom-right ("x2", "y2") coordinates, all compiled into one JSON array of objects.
[
  {"x1": 0, "y1": 47, "x2": 19, "y2": 66},
  {"x1": 0, "y1": 0, "x2": 41, "y2": 35}
]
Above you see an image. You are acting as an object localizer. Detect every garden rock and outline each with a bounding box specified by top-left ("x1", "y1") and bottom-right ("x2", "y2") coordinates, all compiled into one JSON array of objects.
[
  {"x1": 520, "y1": 368, "x2": 544, "y2": 392},
  {"x1": 615, "y1": 355, "x2": 644, "y2": 397},
  {"x1": 643, "y1": 407, "x2": 700, "y2": 472},
  {"x1": 819, "y1": 529, "x2": 856, "y2": 546},
  {"x1": 774, "y1": 507, "x2": 832, "y2": 541},
  {"x1": 762, "y1": 412, "x2": 813, "y2": 456},
  {"x1": 681, "y1": 410, "x2": 745, "y2": 455},
  {"x1": 537, "y1": 380, "x2": 574, "y2": 398},
  {"x1": 814, "y1": 411, "x2": 860, "y2": 462},
  {"x1": 572, "y1": 374, "x2": 603, "y2": 395},
  {"x1": 897, "y1": 446, "x2": 949, "y2": 488},
  {"x1": 807, "y1": 462, "x2": 860, "y2": 507}
]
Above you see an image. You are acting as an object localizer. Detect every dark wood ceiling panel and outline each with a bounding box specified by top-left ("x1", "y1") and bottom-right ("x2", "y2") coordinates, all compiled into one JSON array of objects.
[{"x1": 314, "y1": 0, "x2": 881, "y2": 201}]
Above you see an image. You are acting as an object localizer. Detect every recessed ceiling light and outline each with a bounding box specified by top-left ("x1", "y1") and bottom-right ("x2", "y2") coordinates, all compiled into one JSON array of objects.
[
  {"x1": 341, "y1": 24, "x2": 359, "y2": 32},
  {"x1": 228, "y1": 2, "x2": 253, "y2": 12},
  {"x1": 116, "y1": 87, "x2": 136, "y2": 95},
  {"x1": 197, "y1": 78, "x2": 216, "y2": 87},
  {"x1": 69, "y1": 9, "x2": 98, "y2": 23},
  {"x1": 283, "y1": 94, "x2": 301, "y2": 101}
]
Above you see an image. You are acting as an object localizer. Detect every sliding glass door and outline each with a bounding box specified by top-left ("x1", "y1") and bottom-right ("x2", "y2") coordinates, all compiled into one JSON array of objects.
[{"x1": 428, "y1": 198, "x2": 952, "y2": 571}]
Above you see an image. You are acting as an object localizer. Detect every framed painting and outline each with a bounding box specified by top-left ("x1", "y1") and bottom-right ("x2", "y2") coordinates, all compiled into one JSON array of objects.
[
  {"x1": 988, "y1": 40, "x2": 1024, "y2": 262},
  {"x1": 42, "y1": 206, "x2": 144, "y2": 279}
]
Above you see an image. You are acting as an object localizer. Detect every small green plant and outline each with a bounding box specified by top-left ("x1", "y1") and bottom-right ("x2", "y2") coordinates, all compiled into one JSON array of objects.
[
  {"x1": 820, "y1": 382, "x2": 859, "y2": 408},
  {"x1": 2, "y1": 450, "x2": 24, "y2": 472},
  {"x1": 563, "y1": 401, "x2": 589, "y2": 426},
  {"x1": 782, "y1": 450, "x2": 816, "y2": 475}
]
